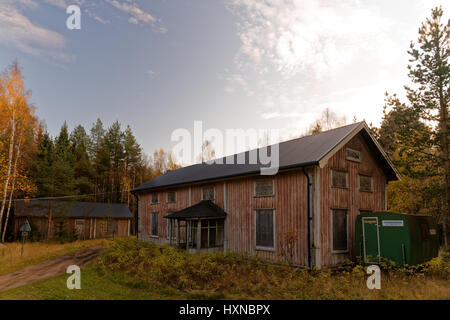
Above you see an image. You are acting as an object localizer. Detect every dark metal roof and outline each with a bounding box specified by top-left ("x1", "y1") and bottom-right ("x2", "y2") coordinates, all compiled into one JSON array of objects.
[
  {"x1": 132, "y1": 122, "x2": 398, "y2": 193},
  {"x1": 165, "y1": 200, "x2": 227, "y2": 219},
  {"x1": 14, "y1": 200, "x2": 133, "y2": 219}
]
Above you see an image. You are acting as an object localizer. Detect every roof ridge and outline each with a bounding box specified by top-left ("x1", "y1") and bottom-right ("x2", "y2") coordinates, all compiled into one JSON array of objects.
[{"x1": 162, "y1": 121, "x2": 364, "y2": 174}]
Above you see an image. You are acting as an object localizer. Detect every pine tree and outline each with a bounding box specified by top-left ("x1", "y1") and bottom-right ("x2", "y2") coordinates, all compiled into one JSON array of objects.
[
  {"x1": 70, "y1": 125, "x2": 94, "y2": 195},
  {"x1": 407, "y1": 7, "x2": 450, "y2": 247}
]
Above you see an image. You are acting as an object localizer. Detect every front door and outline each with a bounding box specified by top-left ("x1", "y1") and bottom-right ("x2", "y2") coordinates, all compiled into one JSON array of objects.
[
  {"x1": 75, "y1": 219, "x2": 85, "y2": 240},
  {"x1": 362, "y1": 217, "x2": 380, "y2": 263}
]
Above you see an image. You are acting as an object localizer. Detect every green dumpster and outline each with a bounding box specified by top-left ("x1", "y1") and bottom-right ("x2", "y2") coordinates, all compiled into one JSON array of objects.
[{"x1": 355, "y1": 211, "x2": 439, "y2": 266}]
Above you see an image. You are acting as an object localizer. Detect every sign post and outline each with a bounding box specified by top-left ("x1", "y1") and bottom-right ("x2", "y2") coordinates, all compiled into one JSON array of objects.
[{"x1": 19, "y1": 220, "x2": 31, "y2": 257}]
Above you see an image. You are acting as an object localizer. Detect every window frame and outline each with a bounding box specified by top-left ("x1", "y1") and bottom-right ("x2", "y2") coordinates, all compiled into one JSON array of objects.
[
  {"x1": 358, "y1": 174, "x2": 373, "y2": 193},
  {"x1": 331, "y1": 208, "x2": 349, "y2": 253},
  {"x1": 254, "y1": 209, "x2": 276, "y2": 252},
  {"x1": 331, "y1": 169, "x2": 349, "y2": 189},
  {"x1": 346, "y1": 147, "x2": 361, "y2": 163},
  {"x1": 166, "y1": 216, "x2": 177, "y2": 241},
  {"x1": 151, "y1": 193, "x2": 159, "y2": 204},
  {"x1": 150, "y1": 212, "x2": 159, "y2": 237},
  {"x1": 253, "y1": 179, "x2": 275, "y2": 197},
  {"x1": 201, "y1": 185, "x2": 215, "y2": 201},
  {"x1": 166, "y1": 191, "x2": 177, "y2": 203}
]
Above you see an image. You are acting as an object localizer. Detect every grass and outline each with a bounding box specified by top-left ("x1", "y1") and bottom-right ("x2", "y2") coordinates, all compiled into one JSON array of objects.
[
  {"x1": 0, "y1": 238, "x2": 449, "y2": 300},
  {"x1": 0, "y1": 238, "x2": 110, "y2": 276},
  {"x1": 0, "y1": 263, "x2": 189, "y2": 300}
]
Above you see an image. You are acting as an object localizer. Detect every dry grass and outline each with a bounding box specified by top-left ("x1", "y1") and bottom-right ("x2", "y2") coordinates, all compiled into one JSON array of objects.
[
  {"x1": 0, "y1": 238, "x2": 112, "y2": 276},
  {"x1": 95, "y1": 238, "x2": 450, "y2": 300}
]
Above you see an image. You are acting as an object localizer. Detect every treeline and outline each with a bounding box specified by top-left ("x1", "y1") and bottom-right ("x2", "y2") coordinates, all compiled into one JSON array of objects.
[{"x1": 32, "y1": 120, "x2": 182, "y2": 204}]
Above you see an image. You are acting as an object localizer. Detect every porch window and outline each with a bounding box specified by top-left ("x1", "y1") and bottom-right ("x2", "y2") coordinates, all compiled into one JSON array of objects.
[
  {"x1": 150, "y1": 212, "x2": 159, "y2": 236},
  {"x1": 202, "y1": 186, "x2": 215, "y2": 200},
  {"x1": 166, "y1": 218, "x2": 176, "y2": 241},
  {"x1": 255, "y1": 209, "x2": 275, "y2": 250},
  {"x1": 332, "y1": 209, "x2": 348, "y2": 252},
  {"x1": 200, "y1": 219, "x2": 224, "y2": 248}
]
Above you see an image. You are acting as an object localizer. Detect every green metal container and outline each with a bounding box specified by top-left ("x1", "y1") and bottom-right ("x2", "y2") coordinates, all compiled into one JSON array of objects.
[{"x1": 355, "y1": 211, "x2": 439, "y2": 266}]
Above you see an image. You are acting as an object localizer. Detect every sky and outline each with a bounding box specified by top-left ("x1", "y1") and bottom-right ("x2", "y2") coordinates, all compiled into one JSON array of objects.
[{"x1": 1, "y1": 0, "x2": 449, "y2": 162}]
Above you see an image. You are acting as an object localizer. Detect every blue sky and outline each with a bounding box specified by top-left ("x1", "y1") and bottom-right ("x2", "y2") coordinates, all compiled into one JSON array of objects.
[{"x1": 1, "y1": 0, "x2": 449, "y2": 161}]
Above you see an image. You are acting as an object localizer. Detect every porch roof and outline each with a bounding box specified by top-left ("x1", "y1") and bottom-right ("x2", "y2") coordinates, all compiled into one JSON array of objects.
[{"x1": 165, "y1": 200, "x2": 227, "y2": 219}]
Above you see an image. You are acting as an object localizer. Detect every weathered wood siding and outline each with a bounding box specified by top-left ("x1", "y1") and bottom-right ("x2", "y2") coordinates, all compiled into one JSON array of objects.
[
  {"x1": 138, "y1": 187, "x2": 190, "y2": 243},
  {"x1": 319, "y1": 132, "x2": 386, "y2": 266},
  {"x1": 138, "y1": 172, "x2": 309, "y2": 266}
]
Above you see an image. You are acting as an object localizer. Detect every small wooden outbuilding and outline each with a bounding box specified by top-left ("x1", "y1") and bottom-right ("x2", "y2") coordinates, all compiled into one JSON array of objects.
[{"x1": 13, "y1": 200, "x2": 132, "y2": 240}]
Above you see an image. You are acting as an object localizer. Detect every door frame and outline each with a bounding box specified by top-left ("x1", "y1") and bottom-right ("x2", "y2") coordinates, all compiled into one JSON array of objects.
[
  {"x1": 75, "y1": 219, "x2": 86, "y2": 240},
  {"x1": 362, "y1": 217, "x2": 381, "y2": 263}
]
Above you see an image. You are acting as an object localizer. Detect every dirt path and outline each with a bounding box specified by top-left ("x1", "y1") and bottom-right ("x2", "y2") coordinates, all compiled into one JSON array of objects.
[{"x1": 0, "y1": 247, "x2": 101, "y2": 291}]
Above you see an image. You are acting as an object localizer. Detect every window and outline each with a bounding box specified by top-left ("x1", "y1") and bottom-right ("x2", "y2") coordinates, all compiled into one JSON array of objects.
[
  {"x1": 166, "y1": 191, "x2": 176, "y2": 203},
  {"x1": 202, "y1": 186, "x2": 215, "y2": 200},
  {"x1": 346, "y1": 148, "x2": 361, "y2": 162},
  {"x1": 332, "y1": 170, "x2": 348, "y2": 188},
  {"x1": 359, "y1": 175, "x2": 373, "y2": 192},
  {"x1": 150, "y1": 212, "x2": 158, "y2": 236},
  {"x1": 151, "y1": 193, "x2": 158, "y2": 204},
  {"x1": 254, "y1": 180, "x2": 274, "y2": 197},
  {"x1": 255, "y1": 209, "x2": 275, "y2": 250},
  {"x1": 332, "y1": 209, "x2": 348, "y2": 252},
  {"x1": 166, "y1": 218, "x2": 176, "y2": 241},
  {"x1": 200, "y1": 219, "x2": 224, "y2": 248},
  {"x1": 107, "y1": 220, "x2": 118, "y2": 234}
]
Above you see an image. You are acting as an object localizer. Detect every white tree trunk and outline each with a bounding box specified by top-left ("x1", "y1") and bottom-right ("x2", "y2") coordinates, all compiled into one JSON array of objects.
[
  {"x1": 1, "y1": 127, "x2": 23, "y2": 242},
  {"x1": 0, "y1": 112, "x2": 15, "y2": 242}
]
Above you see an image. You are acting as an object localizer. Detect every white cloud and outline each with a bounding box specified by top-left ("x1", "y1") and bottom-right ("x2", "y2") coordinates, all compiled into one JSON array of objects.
[
  {"x1": 225, "y1": 0, "x2": 450, "y2": 134},
  {"x1": 104, "y1": 0, "x2": 166, "y2": 31},
  {"x1": 0, "y1": 1, "x2": 71, "y2": 61}
]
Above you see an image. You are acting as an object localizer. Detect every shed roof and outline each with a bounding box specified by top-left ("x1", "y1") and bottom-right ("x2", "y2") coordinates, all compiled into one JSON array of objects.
[
  {"x1": 165, "y1": 200, "x2": 226, "y2": 219},
  {"x1": 132, "y1": 121, "x2": 398, "y2": 193},
  {"x1": 14, "y1": 200, "x2": 133, "y2": 219}
]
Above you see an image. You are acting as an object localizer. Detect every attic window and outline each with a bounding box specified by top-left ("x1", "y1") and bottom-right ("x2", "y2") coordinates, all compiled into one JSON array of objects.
[
  {"x1": 346, "y1": 148, "x2": 361, "y2": 162},
  {"x1": 331, "y1": 170, "x2": 348, "y2": 188},
  {"x1": 254, "y1": 180, "x2": 274, "y2": 197}
]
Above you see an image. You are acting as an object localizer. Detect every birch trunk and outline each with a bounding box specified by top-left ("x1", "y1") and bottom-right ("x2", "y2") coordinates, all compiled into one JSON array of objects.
[
  {"x1": 1, "y1": 126, "x2": 23, "y2": 242},
  {"x1": 0, "y1": 111, "x2": 15, "y2": 242}
]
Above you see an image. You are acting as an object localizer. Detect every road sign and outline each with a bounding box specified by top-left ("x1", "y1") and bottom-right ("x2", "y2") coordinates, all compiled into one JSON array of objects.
[{"x1": 19, "y1": 220, "x2": 31, "y2": 233}]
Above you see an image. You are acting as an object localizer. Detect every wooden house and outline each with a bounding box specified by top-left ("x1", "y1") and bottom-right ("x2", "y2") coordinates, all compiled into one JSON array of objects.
[
  {"x1": 13, "y1": 200, "x2": 132, "y2": 240},
  {"x1": 131, "y1": 122, "x2": 399, "y2": 268}
]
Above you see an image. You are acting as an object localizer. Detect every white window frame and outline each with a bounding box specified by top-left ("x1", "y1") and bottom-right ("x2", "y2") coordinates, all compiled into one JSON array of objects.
[
  {"x1": 346, "y1": 147, "x2": 361, "y2": 163},
  {"x1": 151, "y1": 193, "x2": 159, "y2": 204},
  {"x1": 166, "y1": 191, "x2": 177, "y2": 203},
  {"x1": 201, "y1": 185, "x2": 215, "y2": 201},
  {"x1": 358, "y1": 174, "x2": 373, "y2": 193},
  {"x1": 253, "y1": 179, "x2": 275, "y2": 197},
  {"x1": 331, "y1": 209, "x2": 349, "y2": 253},
  {"x1": 254, "y1": 209, "x2": 276, "y2": 252},
  {"x1": 150, "y1": 212, "x2": 159, "y2": 237}
]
